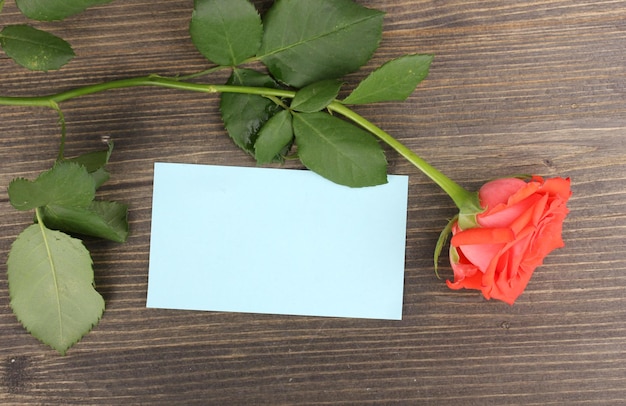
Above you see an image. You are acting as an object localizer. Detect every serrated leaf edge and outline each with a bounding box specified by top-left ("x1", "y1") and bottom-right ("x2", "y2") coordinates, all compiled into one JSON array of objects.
[{"x1": 8, "y1": 222, "x2": 104, "y2": 355}]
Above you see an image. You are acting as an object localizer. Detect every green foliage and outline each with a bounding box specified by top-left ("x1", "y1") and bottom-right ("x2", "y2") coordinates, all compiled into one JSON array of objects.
[
  {"x1": 293, "y1": 113, "x2": 387, "y2": 187},
  {"x1": 9, "y1": 160, "x2": 128, "y2": 242},
  {"x1": 39, "y1": 201, "x2": 129, "y2": 243},
  {"x1": 6, "y1": 149, "x2": 127, "y2": 353},
  {"x1": 255, "y1": 110, "x2": 293, "y2": 164},
  {"x1": 434, "y1": 215, "x2": 458, "y2": 278},
  {"x1": 15, "y1": 0, "x2": 114, "y2": 21},
  {"x1": 64, "y1": 142, "x2": 114, "y2": 188},
  {"x1": 0, "y1": 0, "x2": 114, "y2": 70},
  {"x1": 9, "y1": 162, "x2": 95, "y2": 211},
  {"x1": 65, "y1": 142, "x2": 113, "y2": 173},
  {"x1": 0, "y1": 25, "x2": 74, "y2": 71},
  {"x1": 192, "y1": 0, "x2": 430, "y2": 188},
  {"x1": 190, "y1": 0, "x2": 263, "y2": 66},
  {"x1": 1, "y1": 0, "x2": 438, "y2": 353},
  {"x1": 220, "y1": 68, "x2": 284, "y2": 154},
  {"x1": 291, "y1": 80, "x2": 343, "y2": 113},
  {"x1": 343, "y1": 54, "x2": 434, "y2": 104},
  {"x1": 257, "y1": 0, "x2": 384, "y2": 87},
  {"x1": 7, "y1": 223, "x2": 104, "y2": 355}
]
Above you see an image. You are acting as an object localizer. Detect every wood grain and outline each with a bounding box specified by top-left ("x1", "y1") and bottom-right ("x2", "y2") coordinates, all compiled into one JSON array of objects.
[{"x1": 1, "y1": 0, "x2": 625, "y2": 404}]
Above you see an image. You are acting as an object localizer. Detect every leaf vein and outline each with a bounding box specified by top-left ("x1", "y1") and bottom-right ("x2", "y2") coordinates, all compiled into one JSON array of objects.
[
  {"x1": 35, "y1": 209, "x2": 64, "y2": 341},
  {"x1": 259, "y1": 14, "x2": 380, "y2": 58}
]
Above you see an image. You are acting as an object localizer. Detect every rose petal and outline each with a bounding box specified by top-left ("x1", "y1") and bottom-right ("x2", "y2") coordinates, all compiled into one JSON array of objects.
[
  {"x1": 451, "y1": 227, "x2": 515, "y2": 273},
  {"x1": 539, "y1": 176, "x2": 572, "y2": 200},
  {"x1": 447, "y1": 249, "x2": 483, "y2": 290},
  {"x1": 479, "y1": 178, "x2": 527, "y2": 209},
  {"x1": 451, "y1": 227, "x2": 515, "y2": 246},
  {"x1": 506, "y1": 180, "x2": 540, "y2": 207},
  {"x1": 459, "y1": 243, "x2": 504, "y2": 273},
  {"x1": 445, "y1": 176, "x2": 571, "y2": 305},
  {"x1": 509, "y1": 194, "x2": 545, "y2": 233},
  {"x1": 478, "y1": 195, "x2": 540, "y2": 229}
]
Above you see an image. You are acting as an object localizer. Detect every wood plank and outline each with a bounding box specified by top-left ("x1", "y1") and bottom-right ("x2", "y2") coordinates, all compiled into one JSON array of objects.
[{"x1": 0, "y1": 0, "x2": 625, "y2": 404}]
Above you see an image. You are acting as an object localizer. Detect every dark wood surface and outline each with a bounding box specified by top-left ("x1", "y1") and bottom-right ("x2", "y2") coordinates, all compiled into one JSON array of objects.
[{"x1": 1, "y1": 0, "x2": 625, "y2": 404}]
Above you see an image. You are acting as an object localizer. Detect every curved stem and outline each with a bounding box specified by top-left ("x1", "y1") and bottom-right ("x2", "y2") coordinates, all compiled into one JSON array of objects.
[
  {"x1": 0, "y1": 74, "x2": 472, "y2": 206},
  {"x1": 328, "y1": 101, "x2": 474, "y2": 208},
  {"x1": 0, "y1": 75, "x2": 296, "y2": 107}
]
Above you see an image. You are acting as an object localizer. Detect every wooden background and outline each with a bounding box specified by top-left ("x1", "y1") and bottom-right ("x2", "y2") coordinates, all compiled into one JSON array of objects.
[{"x1": 1, "y1": 0, "x2": 625, "y2": 404}]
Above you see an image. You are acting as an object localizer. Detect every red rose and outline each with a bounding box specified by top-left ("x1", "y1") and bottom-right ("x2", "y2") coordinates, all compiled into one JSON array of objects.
[{"x1": 446, "y1": 176, "x2": 571, "y2": 304}]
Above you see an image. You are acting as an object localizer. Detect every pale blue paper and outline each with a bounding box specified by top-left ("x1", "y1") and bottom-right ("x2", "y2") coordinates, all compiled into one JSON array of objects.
[{"x1": 147, "y1": 163, "x2": 408, "y2": 320}]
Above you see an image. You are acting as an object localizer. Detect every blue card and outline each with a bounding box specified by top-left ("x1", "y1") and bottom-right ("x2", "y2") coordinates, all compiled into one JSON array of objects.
[{"x1": 147, "y1": 163, "x2": 409, "y2": 320}]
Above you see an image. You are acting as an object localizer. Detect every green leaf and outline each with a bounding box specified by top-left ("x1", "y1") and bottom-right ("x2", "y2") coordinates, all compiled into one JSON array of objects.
[
  {"x1": 190, "y1": 0, "x2": 263, "y2": 66},
  {"x1": 15, "y1": 0, "x2": 114, "y2": 21},
  {"x1": 293, "y1": 112, "x2": 387, "y2": 187},
  {"x1": 8, "y1": 162, "x2": 95, "y2": 211},
  {"x1": 0, "y1": 25, "x2": 74, "y2": 71},
  {"x1": 40, "y1": 201, "x2": 129, "y2": 243},
  {"x1": 65, "y1": 142, "x2": 113, "y2": 173},
  {"x1": 258, "y1": 0, "x2": 384, "y2": 87},
  {"x1": 0, "y1": 0, "x2": 5, "y2": 14},
  {"x1": 291, "y1": 80, "x2": 342, "y2": 113},
  {"x1": 254, "y1": 110, "x2": 293, "y2": 164},
  {"x1": 7, "y1": 223, "x2": 104, "y2": 355},
  {"x1": 65, "y1": 142, "x2": 113, "y2": 188},
  {"x1": 88, "y1": 168, "x2": 110, "y2": 190},
  {"x1": 220, "y1": 68, "x2": 283, "y2": 154},
  {"x1": 343, "y1": 54, "x2": 434, "y2": 105}
]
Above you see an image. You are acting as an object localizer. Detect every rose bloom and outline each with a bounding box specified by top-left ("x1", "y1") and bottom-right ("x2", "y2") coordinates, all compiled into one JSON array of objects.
[{"x1": 446, "y1": 176, "x2": 571, "y2": 304}]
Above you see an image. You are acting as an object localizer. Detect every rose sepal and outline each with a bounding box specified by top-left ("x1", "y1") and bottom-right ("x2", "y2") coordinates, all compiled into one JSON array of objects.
[
  {"x1": 455, "y1": 191, "x2": 482, "y2": 230},
  {"x1": 434, "y1": 190, "x2": 483, "y2": 277},
  {"x1": 434, "y1": 214, "x2": 457, "y2": 278}
]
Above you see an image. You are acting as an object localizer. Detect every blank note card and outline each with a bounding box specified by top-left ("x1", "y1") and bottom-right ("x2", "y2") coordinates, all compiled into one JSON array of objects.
[{"x1": 146, "y1": 163, "x2": 409, "y2": 320}]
